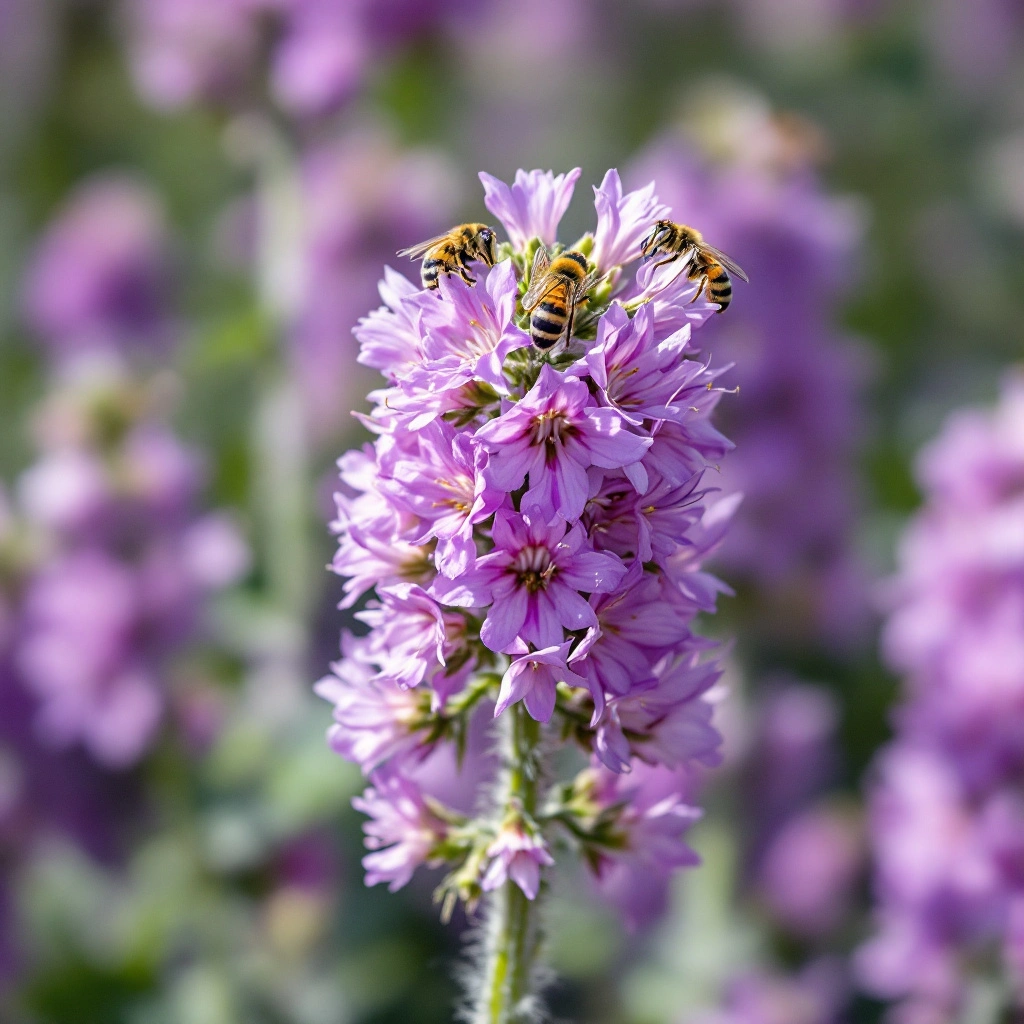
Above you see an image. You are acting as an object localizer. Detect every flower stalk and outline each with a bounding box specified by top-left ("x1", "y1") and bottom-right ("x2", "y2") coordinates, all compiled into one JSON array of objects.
[{"x1": 476, "y1": 703, "x2": 543, "y2": 1024}]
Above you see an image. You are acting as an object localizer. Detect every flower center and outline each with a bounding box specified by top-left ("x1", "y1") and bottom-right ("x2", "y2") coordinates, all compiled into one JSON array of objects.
[
  {"x1": 432, "y1": 476, "x2": 471, "y2": 514},
  {"x1": 399, "y1": 545, "x2": 437, "y2": 582},
  {"x1": 531, "y1": 409, "x2": 573, "y2": 449},
  {"x1": 455, "y1": 316, "x2": 499, "y2": 361},
  {"x1": 512, "y1": 544, "x2": 556, "y2": 593}
]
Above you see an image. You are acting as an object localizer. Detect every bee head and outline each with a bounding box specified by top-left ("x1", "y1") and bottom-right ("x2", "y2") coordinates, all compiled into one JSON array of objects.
[
  {"x1": 641, "y1": 220, "x2": 672, "y2": 260},
  {"x1": 477, "y1": 226, "x2": 498, "y2": 266}
]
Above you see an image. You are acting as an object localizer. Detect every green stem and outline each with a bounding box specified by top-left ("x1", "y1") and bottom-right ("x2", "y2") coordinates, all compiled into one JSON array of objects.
[{"x1": 474, "y1": 704, "x2": 543, "y2": 1024}]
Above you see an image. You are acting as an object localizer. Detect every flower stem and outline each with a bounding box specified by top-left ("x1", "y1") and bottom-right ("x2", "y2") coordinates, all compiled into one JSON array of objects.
[{"x1": 474, "y1": 703, "x2": 543, "y2": 1024}]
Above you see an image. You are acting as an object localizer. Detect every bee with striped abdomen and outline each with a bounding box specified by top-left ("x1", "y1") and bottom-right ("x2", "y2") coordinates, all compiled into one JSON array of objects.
[
  {"x1": 397, "y1": 223, "x2": 499, "y2": 290},
  {"x1": 640, "y1": 220, "x2": 748, "y2": 313},
  {"x1": 521, "y1": 248, "x2": 597, "y2": 350}
]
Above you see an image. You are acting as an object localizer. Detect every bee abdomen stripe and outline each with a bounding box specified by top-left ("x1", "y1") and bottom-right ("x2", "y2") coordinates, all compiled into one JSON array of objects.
[
  {"x1": 538, "y1": 300, "x2": 566, "y2": 316},
  {"x1": 531, "y1": 316, "x2": 565, "y2": 336}
]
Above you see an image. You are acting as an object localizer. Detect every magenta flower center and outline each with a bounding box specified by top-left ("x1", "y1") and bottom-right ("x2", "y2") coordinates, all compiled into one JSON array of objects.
[{"x1": 512, "y1": 544, "x2": 557, "y2": 593}]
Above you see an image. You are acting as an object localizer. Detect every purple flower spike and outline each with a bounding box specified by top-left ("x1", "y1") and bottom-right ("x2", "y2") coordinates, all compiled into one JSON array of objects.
[
  {"x1": 321, "y1": 166, "x2": 735, "y2": 958},
  {"x1": 479, "y1": 167, "x2": 582, "y2": 249},
  {"x1": 860, "y1": 374, "x2": 1024, "y2": 1020},
  {"x1": 11, "y1": 364, "x2": 247, "y2": 767}
]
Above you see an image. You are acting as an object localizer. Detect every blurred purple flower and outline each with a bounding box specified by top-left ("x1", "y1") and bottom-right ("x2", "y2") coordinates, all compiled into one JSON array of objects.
[
  {"x1": 924, "y1": 0, "x2": 1024, "y2": 91},
  {"x1": 744, "y1": 682, "x2": 842, "y2": 855},
  {"x1": 269, "y1": 1, "x2": 368, "y2": 117},
  {"x1": 22, "y1": 175, "x2": 176, "y2": 360},
  {"x1": 352, "y1": 768, "x2": 448, "y2": 892},
  {"x1": 479, "y1": 167, "x2": 582, "y2": 250},
  {"x1": 286, "y1": 129, "x2": 459, "y2": 437},
  {"x1": 125, "y1": 0, "x2": 261, "y2": 110},
  {"x1": 860, "y1": 374, "x2": 1024, "y2": 1019},
  {"x1": 589, "y1": 762, "x2": 703, "y2": 932},
  {"x1": 125, "y1": 0, "x2": 488, "y2": 117},
  {"x1": 755, "y1": 802, "x2": 862, "y2": 940},
  {"x1": 11, "y1": 368, "x2": 248, "y2": 767},
  {"x1": 629, "y1": 106, "x2": 870, "y2": 648},
  {"x1": 689, "y1": 960, "x2": 849, "y2": 1024}
]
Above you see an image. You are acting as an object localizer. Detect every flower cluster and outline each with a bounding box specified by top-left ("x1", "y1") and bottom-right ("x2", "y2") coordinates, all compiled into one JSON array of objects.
[
  {"x1": 858, "y1": 374, "x2": 1024, "y2": 1020},
  {"x1": 10, "y1": 364, "x2": 248, "y2": 767},
  {"x1": 318, "y1": 166, "x2": 735, "y2": 925},
  {"x1": 630, "y1": 93, "x2": 870, "y2": 648}
]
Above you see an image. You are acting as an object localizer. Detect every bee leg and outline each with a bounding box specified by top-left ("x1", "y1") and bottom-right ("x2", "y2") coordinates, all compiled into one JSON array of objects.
[
  {"x1": 688, "y1": 275, "x2": 707, "y2": 304},
  {"x1": 651, "y1": 252, "x2": 681, "y2": 271},
  {"x1": 456, "y1": 256, "x2": 477, "y2": 285}
]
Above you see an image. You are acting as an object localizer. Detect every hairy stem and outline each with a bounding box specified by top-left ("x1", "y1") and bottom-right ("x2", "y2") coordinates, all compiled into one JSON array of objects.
[{"x1": 473, "y1": 703, "x2": 543, "y2": 1024}]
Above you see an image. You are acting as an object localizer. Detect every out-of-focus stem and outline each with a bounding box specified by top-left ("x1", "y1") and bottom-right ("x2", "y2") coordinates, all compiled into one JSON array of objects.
[
  {"x1": 474, "y1": 703, "x2": 543, "y2": 1024},
  {"x1": 226, "y1": 113, "x2": 313, "y2": 680}
]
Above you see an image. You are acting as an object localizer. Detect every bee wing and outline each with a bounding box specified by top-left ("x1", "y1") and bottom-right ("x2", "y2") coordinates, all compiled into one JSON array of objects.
[
  {"x1": 573, "y1": 269, "x2": 600, "y2": 301},
  {"x1": 396, "y1": 232, "x2": 454, "y2": 259},
  {"x1": 521, "y1": 249, "x2": 555, "y2": 310},
  {"x1": 700, "y1": 244, "x2": 749, "y2": 282}
]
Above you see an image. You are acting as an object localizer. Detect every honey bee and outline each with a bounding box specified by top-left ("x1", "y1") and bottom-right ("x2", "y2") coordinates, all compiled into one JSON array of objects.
[
  {"x1": 397, "y1": 223, "x2": 499, "y2": 290},
  {"x1": 640, "y1": 220, "x2": 748, "y2": 313},
  {"x1": 521, "y1": 248, "x2": 597, "y2": 349}
]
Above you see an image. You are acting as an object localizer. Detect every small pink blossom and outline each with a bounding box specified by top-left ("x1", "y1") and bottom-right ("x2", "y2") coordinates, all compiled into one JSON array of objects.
[
  {"x1": 482, "y1": 820, "x2": 555, "y2": 900},
  {"x1": 496, "y1": 641, "x2": 586, "y2": 722}
]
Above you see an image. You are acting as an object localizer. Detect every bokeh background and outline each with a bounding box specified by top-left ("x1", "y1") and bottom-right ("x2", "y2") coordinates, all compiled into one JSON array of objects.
[{"x1": 1, "y1": 1, "x2": 1023, "y2": 1022}]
